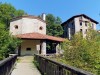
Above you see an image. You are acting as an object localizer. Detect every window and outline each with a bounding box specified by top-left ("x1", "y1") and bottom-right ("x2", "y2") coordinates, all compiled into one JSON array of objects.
[
  {"x1": 72, "y1": 22, "x2": 75, "y2": 29},
  {"x1": 26, "y1": 48, "x2": 31, "y2": 51},
  {"x1": 85, "y1": 22, "x2": 87, "y2": 26},
  {"x1": 80, "y1": 22, "x2": 82, "y2": 26},
  {"x1": 72, "y1": 22, "x2": 74, "y2": 25},
  {"x1": 80, "y1": 29, "x2": 82, "y2": 33},
  {"x1": 14, "y1": 25, "x2": 18, "y2": 29},
  {"x1": 39, "y1": 26, "x2": 43, "y2": 30}
]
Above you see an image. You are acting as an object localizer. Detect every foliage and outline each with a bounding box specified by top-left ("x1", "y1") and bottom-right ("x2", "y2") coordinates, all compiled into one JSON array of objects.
[
  {"x1": 61, "y1": 29, "x2": 100, "y2": 75},
  {"x1": 46, "y1": 14, "x2": 63, "y2": 51},
  {"x1": 46, "y1": 14, "x2": 63, "y2": 37},
  {"x1": 0, "y1": 23, "x2": 21, "y2": 60},
  {"x1": 0, "y1": 3, "x2": 24, "y2": 60},
  {"x1": 0, "y1": 3, "x2": 27, "y2": 28}
]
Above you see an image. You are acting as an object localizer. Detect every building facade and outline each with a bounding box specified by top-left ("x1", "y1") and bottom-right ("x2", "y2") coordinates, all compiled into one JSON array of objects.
[
  {"x1": 10, "y1": 14, "x2": 64, "y2": 56},
  {"x1": 62, "y1": 14, "x2": 98, "y2": 39}
]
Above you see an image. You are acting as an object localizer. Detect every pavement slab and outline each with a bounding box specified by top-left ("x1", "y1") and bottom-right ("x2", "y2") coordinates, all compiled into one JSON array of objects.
[{"x1": 11, "y1": 56, "x2": 41, "y2": 75}]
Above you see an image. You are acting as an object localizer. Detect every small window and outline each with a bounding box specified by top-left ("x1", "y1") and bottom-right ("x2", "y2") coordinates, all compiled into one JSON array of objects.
[
  {"x1": 26, "y1": 48, "x2": 31, "y2": 51},
  {"x1": 85, "y1": 22, "x2": 87, "y2": 26},
  {"x1": 80, "y1": 22, "x2": 82, "y2": 26},
  {"x1": 72, "y1": 23, "x2": 75, "y2": 29},
  {"x1": 72, "y1": 22, "x2": 74, "y2": 25},
  {"x1": 39, "y1": 26, "x2": 43, "y2": 30},
  {"x1": 80, "y1": 29, "x2": 82, "y2": 33},
  {"x1": 15, "y1": 25, "x2": 18, "y2": 29}
]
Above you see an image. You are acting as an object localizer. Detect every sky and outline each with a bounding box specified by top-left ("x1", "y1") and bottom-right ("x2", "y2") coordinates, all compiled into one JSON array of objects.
[{"x1": 0, "y1": 0, "x2": 100, "y2": 30}]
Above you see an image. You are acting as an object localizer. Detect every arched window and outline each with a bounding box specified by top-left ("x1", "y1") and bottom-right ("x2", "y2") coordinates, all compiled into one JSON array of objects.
[{"x1": 14, "y1": 25, "x2": 18, "y2": 29}]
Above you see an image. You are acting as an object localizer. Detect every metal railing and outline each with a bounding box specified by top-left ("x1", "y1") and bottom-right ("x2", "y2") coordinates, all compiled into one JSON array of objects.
[
  {"x1": 0, "y1": 54, "x2": 17, "y2": 75},
  {"x1": 34, "y1": 54, "x2": 94, "y2": 75}
]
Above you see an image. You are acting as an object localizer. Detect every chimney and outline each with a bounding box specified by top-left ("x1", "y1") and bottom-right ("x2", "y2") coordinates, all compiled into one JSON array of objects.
[{"x1": 41, "y1": 13, "x2": 46, "y2": 21}]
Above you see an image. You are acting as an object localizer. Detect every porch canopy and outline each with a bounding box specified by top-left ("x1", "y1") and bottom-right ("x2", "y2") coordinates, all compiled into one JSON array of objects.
[{"x1": 16, "y1": 32, "x2": 65, "y2": 42}]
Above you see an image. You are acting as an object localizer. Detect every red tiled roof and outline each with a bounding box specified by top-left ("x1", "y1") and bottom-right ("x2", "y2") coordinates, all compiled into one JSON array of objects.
[{"x1": 16, "y1": 32, "x2": 65, "y2": 42}]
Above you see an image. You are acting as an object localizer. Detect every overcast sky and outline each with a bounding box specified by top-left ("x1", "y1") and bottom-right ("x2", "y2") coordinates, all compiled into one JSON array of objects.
[{"x1": 1, "y1": 0, "x2": 100, "y2": 30}]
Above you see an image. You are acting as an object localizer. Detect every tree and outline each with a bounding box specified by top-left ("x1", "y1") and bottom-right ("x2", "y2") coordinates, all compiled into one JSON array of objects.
[
  {"x1": 61, "y1": 29, "x2": 100, "y2": 75},
  {"x1": 46, "y1": 14, "x2": 63, "y2": 51},
  {"x1": 0, "y1": 3, "x2": 24, "y2": 60},
  {"x1": 46, "y1": 14, "x2": 63, "y2": 37},
  {"x1": 0, "y1": 3, "x2": 27, "y2": 28},
  {"x1": 14, "y1": 10, "x2": 27, "y2": 17},
  {"x1": 0, "y1": 23, "x2": 21, "y2": 60}
]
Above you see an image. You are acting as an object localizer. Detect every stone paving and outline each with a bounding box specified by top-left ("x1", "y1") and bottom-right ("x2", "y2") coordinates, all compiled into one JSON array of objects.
[{"x1": 11, "y1": 56, "x2": 41, "y2": 75}]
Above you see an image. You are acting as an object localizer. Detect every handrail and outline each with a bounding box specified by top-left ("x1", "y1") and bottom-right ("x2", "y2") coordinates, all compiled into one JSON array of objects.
[
  {"x1": 0, "y1": 54, "x2": 17, "y2": 75},
  {"x1": 34, "y1": 54, "x2": 94, "y2": 75}
]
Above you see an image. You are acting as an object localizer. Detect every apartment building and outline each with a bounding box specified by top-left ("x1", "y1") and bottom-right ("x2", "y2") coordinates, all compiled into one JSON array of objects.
[{"x1": 61, "y1": 14, "x2": 98, "y2": 39}]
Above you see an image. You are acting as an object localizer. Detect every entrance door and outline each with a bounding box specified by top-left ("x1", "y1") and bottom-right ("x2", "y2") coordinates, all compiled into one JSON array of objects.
[{"x1": 25, "y1": 48, "x2": 33, "y2": 55}]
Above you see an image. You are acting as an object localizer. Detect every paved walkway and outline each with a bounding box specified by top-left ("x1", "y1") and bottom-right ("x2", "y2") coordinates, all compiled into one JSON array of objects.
[{"x1": 11, "y1": 56, "x2": 41, "y2": 75}]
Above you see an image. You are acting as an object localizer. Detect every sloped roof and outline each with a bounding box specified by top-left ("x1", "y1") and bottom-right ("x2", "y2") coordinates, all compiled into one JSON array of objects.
[
  {"x1": 62, "y1": 14, "x2": 98, "y2": 26},
  {"x1": 16, "y1": 32, "x2": 65, "y2": 42},
  {"x1": 10, "y1": 15, "x2": 46, "y2": 23}
]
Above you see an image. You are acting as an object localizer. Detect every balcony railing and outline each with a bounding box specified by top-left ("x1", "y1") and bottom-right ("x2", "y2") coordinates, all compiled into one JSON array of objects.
[{"x1": 34, "y1": 54, "x2": 94, "y2": 75}]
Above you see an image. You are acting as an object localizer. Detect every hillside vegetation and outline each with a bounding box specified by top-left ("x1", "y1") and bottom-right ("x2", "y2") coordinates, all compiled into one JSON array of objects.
[
  {"x1": 61, "y1": 29, "x2": 100, "y2": 75},
  {"x1": 0, "y1": 3, "x2": 26, "y2": 60}
]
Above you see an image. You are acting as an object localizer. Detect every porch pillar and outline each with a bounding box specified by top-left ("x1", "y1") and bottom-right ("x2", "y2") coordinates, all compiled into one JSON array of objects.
[
  {"x1": 41, "y1": 40, "x2": 46, "y2": 55},
  {"x1": 56, "y1": 43, "x2": 61, "y2": 55}
]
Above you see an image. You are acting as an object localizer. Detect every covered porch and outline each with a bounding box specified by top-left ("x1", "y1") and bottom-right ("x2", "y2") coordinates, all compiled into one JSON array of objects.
[{"x1": 16, "y1": 32, "x2": 64, "y2": 56}]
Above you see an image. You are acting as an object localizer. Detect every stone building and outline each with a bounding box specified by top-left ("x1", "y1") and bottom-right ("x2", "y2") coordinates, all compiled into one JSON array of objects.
[
  {"x1": 61, "y1": 14, "x2": 98, "y2": 39},
  {"x1": 10, "y1": 14, "x2": 64, "y2": 56}
]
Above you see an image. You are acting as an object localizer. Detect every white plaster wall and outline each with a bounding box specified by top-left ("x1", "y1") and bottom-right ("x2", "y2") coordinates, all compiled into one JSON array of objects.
[
  {"x1": 10, "y1": 19, "x2": 23, "y2": 35},
  {"x1": 21, "y1": 18, "x2": 46, "y2": 34},
  {"x1": 74, "y1": 17, "x2": 96, "y2": 37},
  {"x1": 82, "y1": 16, "x2": 96, "y2": 30},
  {"x1": 21, "y1": 40, "x2": 40, "y2": 56},
  {"x1": 63, "y1": 16, "x2": 97, "y2": 38},
  {"x1": 74, "y1": 18, "x2": 80, "y2": 33},
  {"x1": 92, "y1": 22, "x2": 96, "y2": 30},
  {"x1": 10, "y1": 18, "x2": 46, "y2": 35}
]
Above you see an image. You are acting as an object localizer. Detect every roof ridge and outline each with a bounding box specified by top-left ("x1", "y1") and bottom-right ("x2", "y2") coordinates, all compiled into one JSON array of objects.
[
  {"x1": 10, "y1": 15, "x2": 46, "y2": 23},
  {"x1": 62, "y1": 14, "x2": 98, "y2": 25}
]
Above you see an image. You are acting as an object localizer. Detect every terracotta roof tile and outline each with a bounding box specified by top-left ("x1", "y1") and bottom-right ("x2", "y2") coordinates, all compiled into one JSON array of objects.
[{"x1": 16, "y1": 32, "x2": 65, "y2": 42}]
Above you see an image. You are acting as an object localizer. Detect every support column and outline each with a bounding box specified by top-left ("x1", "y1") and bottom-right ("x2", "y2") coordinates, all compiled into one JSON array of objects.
[
  {"x1": 56, "y1": 43, "x2": 60, "y2": 55},
  {"x1": 41, "y1": 40, "x2": 46, "y2": 55},
  {"x1": 36, "y1": 45, "x2": 40, "y2": 54}
]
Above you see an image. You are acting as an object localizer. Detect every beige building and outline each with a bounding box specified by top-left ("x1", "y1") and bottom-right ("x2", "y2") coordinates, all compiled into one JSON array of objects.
[
  {"x1": 61, "y1": 14, "x2": 98, "y2": 39},
  {"x1": 10, "y1": 14, "x2": 64, "y2": 56}
]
